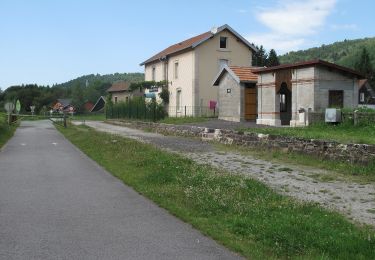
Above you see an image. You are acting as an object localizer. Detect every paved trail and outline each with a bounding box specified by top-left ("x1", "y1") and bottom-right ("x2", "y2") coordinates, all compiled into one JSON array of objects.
[
  {"x1": 76, "y1": 121, "x2": 375, "y2": 226},
  {"x1": 0, "y1": 120, "x2": 240, "y2": 260}
]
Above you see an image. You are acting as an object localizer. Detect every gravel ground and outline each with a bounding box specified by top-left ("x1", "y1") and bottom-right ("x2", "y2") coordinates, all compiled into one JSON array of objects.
[{"x1": 73, "y1": 121, "x2": 375, "y2": 226}]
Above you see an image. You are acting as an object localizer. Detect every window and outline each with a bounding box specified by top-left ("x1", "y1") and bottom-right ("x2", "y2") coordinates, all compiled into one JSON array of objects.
[
  {"x1": 152, "y1": 67, "x2": 156, "y2": 81},
  {"x1": 176, "y1": 89, "x2": 181, "y2": 110},
  {"x1": 280, "y1": 93, "x2": 287, "y2": 112},
  {"x1": 174, "y1": 62, "x2": 179, "y2": 79},
  {"x1": 220, "y1": 36, "x2": 227, "y2": 48},
  {"x1": 329, "y1": 90, "x2": 344, "y2": 108},
  {"x1": 360, "y1": 92, "x2": 365, "y2": 103},
  {"x1": 114, "y1": 96, "x2": 118, "y2": 104},
  {"x1": 218, "y1": 59, "x2": 228, "y2": 70}
]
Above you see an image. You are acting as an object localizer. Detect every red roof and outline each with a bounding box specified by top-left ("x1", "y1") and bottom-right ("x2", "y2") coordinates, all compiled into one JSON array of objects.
[
  {"x1": 107, "y1": 81, "x2": 130, "y2": 92},
  {"x1": 252, "y1": 59, "x2": 365, "y2": 78},
  {"x1": 141, "y1": 32, "x2": 211, "y2": 65},
  {"x1": 140, "y1": 24, "x2": 258, "y2": 66},
  {"x1": 229, "y1": 66, "x2": 258, "y2": 82}
]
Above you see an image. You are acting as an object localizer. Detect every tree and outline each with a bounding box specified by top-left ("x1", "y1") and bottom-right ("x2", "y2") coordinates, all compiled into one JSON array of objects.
[
  {"x1": 266, "y1": 49, "x2": 280, "y2": 67},
  {"x1": 252, "y1": 45, "x2": 268, "y2": 67},
  {"x1": 355, "y1": 47, "x2": 374, "y2": 85},
  {"x1": 71, "y1": 82, "x2": 85, "y2": 113}
]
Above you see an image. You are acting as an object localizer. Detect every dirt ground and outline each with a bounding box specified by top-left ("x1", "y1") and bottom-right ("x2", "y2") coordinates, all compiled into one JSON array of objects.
[{"x1": 72, "y1": 121, "x2": 375, "y2": 226}]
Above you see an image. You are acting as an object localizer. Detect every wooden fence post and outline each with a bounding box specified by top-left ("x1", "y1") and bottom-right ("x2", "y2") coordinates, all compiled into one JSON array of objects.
[{"x1": 353, "y1": 110, "x2": 358, "y2": 126}]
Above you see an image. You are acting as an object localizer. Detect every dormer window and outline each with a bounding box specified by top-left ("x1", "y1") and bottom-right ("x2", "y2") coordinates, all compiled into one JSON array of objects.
[{"x1": 220, "y1": 36, "x2": 227, "y2": 49}]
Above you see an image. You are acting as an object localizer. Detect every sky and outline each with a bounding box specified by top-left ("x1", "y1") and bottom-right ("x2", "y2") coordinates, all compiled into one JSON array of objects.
[{"x1": 0, "y1": 0, "x2": 374, "y2": 89}]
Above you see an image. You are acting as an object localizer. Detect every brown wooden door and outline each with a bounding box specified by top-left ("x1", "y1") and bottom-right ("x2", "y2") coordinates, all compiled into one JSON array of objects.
[{"x1": 244, "y1": 88, "x2": 257, "y2": 120}]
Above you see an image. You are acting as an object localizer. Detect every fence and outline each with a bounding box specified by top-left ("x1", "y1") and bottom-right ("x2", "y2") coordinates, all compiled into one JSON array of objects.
[
  {"x1": 308, "y1": 110, "x2": 375, "y2": 126},
  {"x1": 168, "y1": 106, "x2": 218, "y2": 118}
]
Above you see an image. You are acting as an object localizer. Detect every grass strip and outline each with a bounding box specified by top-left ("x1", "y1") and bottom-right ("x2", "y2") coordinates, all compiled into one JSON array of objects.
[
  {"x1": 240, "y1": 122, "x2": 375, "y2": 145},
  {"x1": 58, "y1": 125, "x2": 375, "y2": 259}
]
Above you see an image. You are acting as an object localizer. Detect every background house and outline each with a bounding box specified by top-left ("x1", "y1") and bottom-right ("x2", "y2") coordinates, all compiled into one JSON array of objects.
[
  {"x1": 140, "y1": 24, "x2": 257, "y2": 116},
  {"x1": 90, "y1": 96, "x2": 106, "y2": 112},
  {"x1": 358, "y1": 79, "x2": 375, "y2": 107},
  {"x1": 107, "y1": 81, "x2": 143, "y2": 103},
  {"x1": 213, "y1": 65, "x2": 258, "y2": 122},
  {"x1": 52, "y1": 99, "x2": 74, "y2": 112},
  {"x1": 253, "y1": 60, "x2": 364, "y2": 126}
]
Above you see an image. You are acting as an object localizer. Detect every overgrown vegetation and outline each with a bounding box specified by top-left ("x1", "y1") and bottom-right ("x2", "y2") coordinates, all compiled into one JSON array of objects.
[
  {"x1": 106, "y1": 97, "x2": 166, "y2": 121},
  {"x1": 59, "y1": 125, "x2": 375, "y2": 259},
  {"x1": 0, "y1": 113, "x2": 17, "y2": 148}
]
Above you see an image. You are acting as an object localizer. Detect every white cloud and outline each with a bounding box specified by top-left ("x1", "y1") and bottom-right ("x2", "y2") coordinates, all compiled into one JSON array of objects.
[{"x1": 247, "y1": 0, "x2": 337, "y2": 53}]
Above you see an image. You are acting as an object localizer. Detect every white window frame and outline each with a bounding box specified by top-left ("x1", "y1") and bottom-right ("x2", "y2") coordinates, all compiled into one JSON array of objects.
[{"x1": 360, "y1": 92, "x2": 365, "y2": 103}]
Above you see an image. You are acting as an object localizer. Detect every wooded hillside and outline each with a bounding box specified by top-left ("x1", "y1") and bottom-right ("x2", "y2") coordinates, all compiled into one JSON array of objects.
[{"x1": 279, "y1": 37, "x2": 375, "y2": 70}]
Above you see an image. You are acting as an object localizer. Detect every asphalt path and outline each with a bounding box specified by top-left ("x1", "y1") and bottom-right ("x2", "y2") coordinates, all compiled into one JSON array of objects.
[{"x1": 0, "y1": 120, "x2": 241, "y2": 260}]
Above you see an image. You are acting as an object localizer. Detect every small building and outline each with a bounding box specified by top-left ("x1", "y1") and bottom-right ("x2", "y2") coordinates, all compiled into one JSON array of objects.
[
  {"x1": 213, "y1": 65, "x2": 258, "y2": 122},
  {"x1": 90, "y1": 96, "x2": 106, "y2": 112},
  {"x1": 358, "y1": 79, "x2": 375, "y2": 106},
  {"x1": 52, "y1": 99, "x2": 74, "y2": 112},
  {"x1": 253, "y1": 60, "x2": 364, "y2": 126},
  {"x1": 107, "y1": 81, "x2": 143, "y2": 104}
]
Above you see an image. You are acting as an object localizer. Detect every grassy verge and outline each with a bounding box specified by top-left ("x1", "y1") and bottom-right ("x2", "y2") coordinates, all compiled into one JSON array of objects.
[
  {"x1": 0, "y1": 113, "x2": 17, "y2": 148},
  {"x1": 158, "y1": 116, "x2": 210, "y2": 125},
  {"x1": 58, "y1": 124, "x2": 375, "y2": 259},
  {"x1": 240, "y1": 122, "x2": 375, "y2": 144}
]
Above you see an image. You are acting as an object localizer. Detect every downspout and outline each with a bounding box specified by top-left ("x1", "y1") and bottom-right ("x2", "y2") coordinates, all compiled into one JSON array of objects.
[{"x1": 294, "y1": 69, "x2": 298, "y2": 127}]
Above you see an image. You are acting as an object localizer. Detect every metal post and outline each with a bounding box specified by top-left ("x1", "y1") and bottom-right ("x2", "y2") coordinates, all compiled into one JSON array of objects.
[
  {"x1": 63, "y1": 113, "x2": 67, "y2": 128},
  {"x1": 184, "y1": 106, "x2": 186, "y2": 117}
]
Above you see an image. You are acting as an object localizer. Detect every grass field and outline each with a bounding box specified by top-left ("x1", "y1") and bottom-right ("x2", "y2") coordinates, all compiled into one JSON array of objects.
[
  {"x1": 240, "y1": 122, "x2": 375, "y2": 144},
  {"x1": 58, "y1": 124, "x2": 375, "y2": 259},
  {"x1": 0, "y1": 113, "x2": 17, "y2": 148}
]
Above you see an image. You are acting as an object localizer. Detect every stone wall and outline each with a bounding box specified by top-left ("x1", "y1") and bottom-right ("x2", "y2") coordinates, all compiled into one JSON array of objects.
[{"x1": 107, "y1": 120, "x2": 375, "y2": 164}]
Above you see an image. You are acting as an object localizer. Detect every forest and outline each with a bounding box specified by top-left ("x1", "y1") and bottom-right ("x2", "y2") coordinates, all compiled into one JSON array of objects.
[{"x1": 0, "y1": 72, "x2": 144, "y2": 113}]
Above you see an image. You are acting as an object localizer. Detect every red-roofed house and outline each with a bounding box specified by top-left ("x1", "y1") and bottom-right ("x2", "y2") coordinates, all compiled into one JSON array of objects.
[
  {"x1": 107, "y1": 81, "x2": 143, "y2": 103},
  {"x1": 213, "y1": 65, "x2": 260, "y2": 121},
  {"x1": 140, "y1": 24, "x2": 257, "y2": 116}
]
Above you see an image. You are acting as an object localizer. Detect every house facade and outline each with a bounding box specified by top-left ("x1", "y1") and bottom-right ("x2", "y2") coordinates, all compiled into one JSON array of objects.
[
  {"x1": 140, "y1": 24, "x2": 257, "y2": 116},
  {"x1": 107, "y1": 81, "x2": 142, "y2": 103},
  {"x1": 253, "y1": 60, "x2": 364, "y2": 126},
  {"x1": 52, "y1": 99, "x2": 74, "y2": 112},
  {"x1": 213, "y1": 65, "x2": 258, "y2": 122}
]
